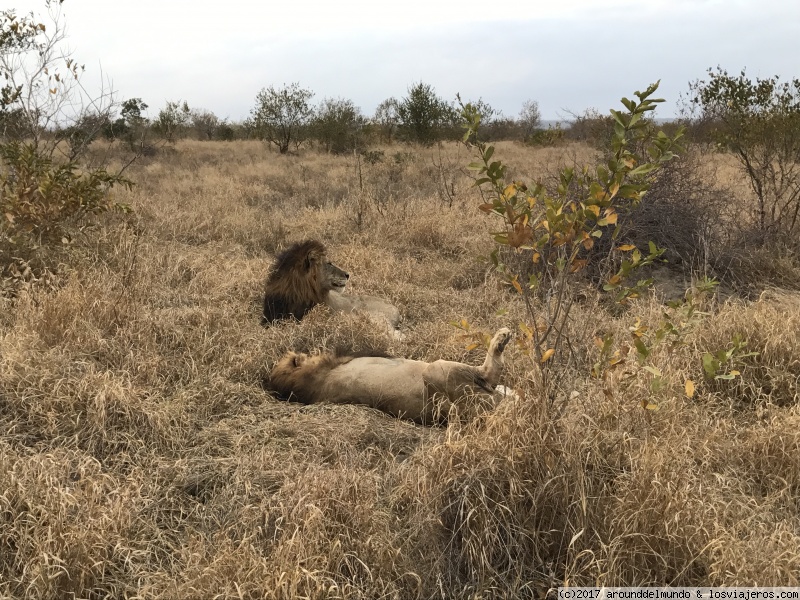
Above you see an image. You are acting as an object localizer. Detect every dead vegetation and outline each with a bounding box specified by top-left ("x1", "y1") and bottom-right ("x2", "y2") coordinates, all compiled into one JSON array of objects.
[{"x1": 1, "y1": 139, "x2": 800, "y2": 598}]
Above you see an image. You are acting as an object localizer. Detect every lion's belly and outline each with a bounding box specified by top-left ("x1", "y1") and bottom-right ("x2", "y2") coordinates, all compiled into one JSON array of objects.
[{"x1": 320, "y1": 357, "x2": 427, "y2": 419}]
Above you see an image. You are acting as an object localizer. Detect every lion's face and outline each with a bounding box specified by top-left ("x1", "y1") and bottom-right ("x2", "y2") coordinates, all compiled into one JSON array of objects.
[
  {"x1": 275, "y1": 351, "x2": 308, "y2": 371},
  {"x1": 318, "y1": 257, "x2": 349, "y2": 293}
]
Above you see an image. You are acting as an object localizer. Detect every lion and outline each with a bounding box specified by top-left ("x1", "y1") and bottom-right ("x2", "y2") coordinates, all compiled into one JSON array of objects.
[
  {"x1": 267, "y1": 328, "x2": 515, "y2": 424},
  {"x1": 261, "y1": 240, "x2": 401, "y2": 335}
]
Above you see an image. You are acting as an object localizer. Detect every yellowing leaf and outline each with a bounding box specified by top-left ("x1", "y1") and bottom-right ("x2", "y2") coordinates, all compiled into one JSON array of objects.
[
  {"x1": 603, "y1": 211, "x2": 618, "y2": 225},
  {"x1": 685, "y1": 379, "x2": 695, "y2": 398},
  {"x1": 570, "y1": 258, "x2": 587, "y2": 273},
  {"x1": 586, "y1": 205, "x2": 601, "y2": 217},
  {"x1": 502, "y1": 183, "x2": 517, "y2": 199},
  {"x1": 540, "y1": 348, "x2": 555, "y2": 363},
  {"x1": 730, "y1": 370, "x2": 741, "y2": 377},
  {"x1": 511, "y1": 277, "x2": 522, "y2": 294},
  {"x1": 617, "y1": 244, "x2": 636, "y2": 252},
  {"x1": 508, "y1": 222, "x2": 533, "y2": 248},
  {"x1": 465, "y1": 343, "x2": 480, "y2": 351}
]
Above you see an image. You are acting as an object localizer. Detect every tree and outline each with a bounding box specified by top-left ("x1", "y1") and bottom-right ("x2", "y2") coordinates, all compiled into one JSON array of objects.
[
  {"x1": 0, "y1": 1, "x2": 116, "y2": 161},
  {"x1": 153, "y1": 100, "x2": 190, "y2": 143},
  {"x1": 373, "y1": 97, "x2": 399, "y2": 143},
  {"x1": 248, "y1": 83, "x2": 314, "y2": 154},
  {"x1": 0, "y1": 3, "x2": 131, "y2": 251},
  {"x1": 518, "y1": 99, "x2": 541, "y2": 139},
  {"x1": 103, "y1": 98, "x2": 150, "y2": 151},
  {"x1": 688, "y1": 67, "x2": 800, "y2": 240},
  {"x1": 190, "y1": 108, "x2": 221, "y2": 141},
  {"x1": 312, "y1": 97, "x2": 364, "y2": 154},
  {"x1": 397, "y1": 82, "x2": 456, "y2": 145}
]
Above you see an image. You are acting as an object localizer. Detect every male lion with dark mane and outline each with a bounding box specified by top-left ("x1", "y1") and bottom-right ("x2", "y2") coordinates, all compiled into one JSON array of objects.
[
  {"x1": 267, "y1": 328, "x2": 515, "y2": 424},
  {"x1": 262, "y1": 240, "x2": 401, "y2": 335}
]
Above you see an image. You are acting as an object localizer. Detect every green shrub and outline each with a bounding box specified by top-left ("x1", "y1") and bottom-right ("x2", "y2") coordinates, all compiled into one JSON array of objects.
[{"x1": 0, "y1": 141, "x2": 131, "y2": 244}]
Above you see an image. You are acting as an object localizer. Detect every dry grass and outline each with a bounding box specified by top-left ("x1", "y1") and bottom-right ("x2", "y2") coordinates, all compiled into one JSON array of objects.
[{"x1": 1, "y1": 139, "x2": 799, "y2": 598}]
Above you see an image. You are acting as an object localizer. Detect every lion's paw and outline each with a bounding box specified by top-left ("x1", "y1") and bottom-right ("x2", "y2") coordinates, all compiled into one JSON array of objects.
[{"x1": 493, "y1": 327, "x2": 513, "y2": 353}]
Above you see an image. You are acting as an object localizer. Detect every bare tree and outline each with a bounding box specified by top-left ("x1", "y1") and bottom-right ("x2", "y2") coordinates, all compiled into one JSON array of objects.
[
  {"x1": 373, "y1": 98, "x2": 399, "y2": 143},
  {"x1": 190, "y1": 108, "x2": 221, "y2": 140},
  {"x1": 519, "y1": 99, "x2": 541, "y2": 140},
  {"x1": 0, "y1": 1, "x2": 117, "y2": 161}
]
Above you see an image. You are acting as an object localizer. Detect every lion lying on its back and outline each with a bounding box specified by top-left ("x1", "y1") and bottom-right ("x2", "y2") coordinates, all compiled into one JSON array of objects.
[
  {"x1": 262, "y1": 240, "x2": 401, "y2": 335},
  {"x1": 267, "y1": 328, "x2": 514, "y2": 424}
]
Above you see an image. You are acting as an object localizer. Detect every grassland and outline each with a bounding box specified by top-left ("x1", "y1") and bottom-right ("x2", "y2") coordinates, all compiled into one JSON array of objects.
[{"x1": 1, "y1": 139, "x2": 799, "y2": 598}]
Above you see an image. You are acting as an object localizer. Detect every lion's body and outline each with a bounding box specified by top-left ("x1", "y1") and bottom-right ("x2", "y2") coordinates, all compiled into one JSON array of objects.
[
  {"x1": 325, "y1": 290, "x2": 401, "y2": 331},
  {"x1": 262, "y1": 240, "x2": 401, "y2": 334},
  {"x1": 268, "y1": 328, "x2": 513, "y2": 424}
]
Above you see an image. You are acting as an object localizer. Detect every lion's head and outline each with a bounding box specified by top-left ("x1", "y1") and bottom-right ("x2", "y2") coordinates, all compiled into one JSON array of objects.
[
  {"x1": 268, "y1": 350, "x2": 343, "y2": 403},
  {"x1": 262, "y1": 240, "x2": 349, "y2": 324},
  {"x1": 268, "y1": 347, "x2": 392, "y2": 404}
]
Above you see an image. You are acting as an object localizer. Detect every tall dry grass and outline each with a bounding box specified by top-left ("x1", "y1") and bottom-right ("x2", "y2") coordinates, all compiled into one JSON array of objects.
[{"x1": 1, "y1": 139, "x2": 799, "y2": 598}]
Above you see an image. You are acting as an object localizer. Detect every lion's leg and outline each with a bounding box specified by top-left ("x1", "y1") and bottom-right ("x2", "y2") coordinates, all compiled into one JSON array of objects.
[{"x1": 477, "y1": 327, "x2": 513, "y2": 387}]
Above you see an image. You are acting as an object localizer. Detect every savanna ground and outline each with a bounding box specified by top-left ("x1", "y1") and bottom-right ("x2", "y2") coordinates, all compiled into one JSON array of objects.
[{"x1": 1, "y1": 138, "x2": 799, "y2": 598}]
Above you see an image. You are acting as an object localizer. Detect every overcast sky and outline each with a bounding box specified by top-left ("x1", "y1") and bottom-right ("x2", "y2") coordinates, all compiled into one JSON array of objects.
[{"x1": 11, "y1": 0, "x2": 800, "y2": 122}]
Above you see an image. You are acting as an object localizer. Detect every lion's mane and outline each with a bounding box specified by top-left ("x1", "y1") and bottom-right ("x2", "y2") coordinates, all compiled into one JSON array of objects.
[{"x1": 262, "y1": 240, "x2": 329, "y2": 324}]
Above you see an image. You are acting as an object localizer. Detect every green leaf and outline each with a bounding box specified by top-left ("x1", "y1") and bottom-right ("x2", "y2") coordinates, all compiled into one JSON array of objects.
[
  {"x1": 634, "y1": 338, "x2": 650, "y2": 360},
  {"x1": 628, "y1": 163, "x2": 657, "y2": 177},
  {"x1": 702, "y1": 353, "x2": 718, "y2": 378}
]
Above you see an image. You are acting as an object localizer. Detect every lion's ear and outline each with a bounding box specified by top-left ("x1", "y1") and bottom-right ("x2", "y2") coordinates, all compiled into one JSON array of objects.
[{"x1": 304, "y1": 253, "x2": 319, "y2": 271}]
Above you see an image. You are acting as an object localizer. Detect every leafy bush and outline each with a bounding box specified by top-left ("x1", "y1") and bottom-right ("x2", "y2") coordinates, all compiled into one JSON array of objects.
[
  {"x1": 462, "y1": 82, "x2": 684, "y2": 406},
  {"x1": 526, "y1": 125, "x2": 565, "y2": 147},
  {"x1": 0, "y1": 141, "x2": 131, "y2": 244}
]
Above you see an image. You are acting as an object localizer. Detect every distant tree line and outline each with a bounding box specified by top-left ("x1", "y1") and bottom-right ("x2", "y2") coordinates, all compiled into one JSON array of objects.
[{"x1": 61, "y1": 81, "x2": 551, "y2": 153}]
